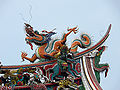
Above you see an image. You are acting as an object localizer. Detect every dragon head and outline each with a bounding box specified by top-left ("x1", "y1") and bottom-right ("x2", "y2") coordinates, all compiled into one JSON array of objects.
[
  {"x1": 24, "y1": 23, "x2": 35, "y2": 37},
  {"x1": 96, "y1": 46, "x2": 107, "y2": 56},
  {"x1": 24, "y1": 23, "x2": 56, "y2": 50}
]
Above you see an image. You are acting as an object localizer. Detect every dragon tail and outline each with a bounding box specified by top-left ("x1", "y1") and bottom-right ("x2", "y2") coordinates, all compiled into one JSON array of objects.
[{"x1": 70, "y1": 34, "x2": 91, "y2": 53}]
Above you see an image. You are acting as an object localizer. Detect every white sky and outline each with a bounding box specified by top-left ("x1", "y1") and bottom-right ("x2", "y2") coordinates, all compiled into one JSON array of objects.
[{"x1": 0, "y1": 0, "x2": 120, "y2": 89}]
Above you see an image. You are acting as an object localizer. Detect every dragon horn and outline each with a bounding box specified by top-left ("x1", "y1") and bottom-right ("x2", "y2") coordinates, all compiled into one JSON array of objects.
[
  {"x1": 76, "y1": 25, "x2": 78, "y2": 28},
  {"x1": 51, "y1": 28, "x2": 56, "y2": 32}
]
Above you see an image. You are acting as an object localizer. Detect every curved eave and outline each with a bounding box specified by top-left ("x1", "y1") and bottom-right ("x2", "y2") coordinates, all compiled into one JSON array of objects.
[
  {"x1": 0, "y1": 60, "x2": 57, "y2": 69},
  {"x1": 74, "y1": 24, "x2": 111, "y2": 60},
  {"x1": 80, "y1": 56, "x2": 102, "y2": 90}
]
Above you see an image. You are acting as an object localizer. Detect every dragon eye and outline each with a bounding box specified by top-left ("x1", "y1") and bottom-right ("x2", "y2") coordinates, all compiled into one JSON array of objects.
[{"x1": 98, "y1": 47, "x2": 102, "y2": 51}]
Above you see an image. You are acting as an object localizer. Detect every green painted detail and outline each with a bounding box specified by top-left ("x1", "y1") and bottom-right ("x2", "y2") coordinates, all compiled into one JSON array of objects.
[
  {"x1": 61, "y1": 33, "x2": 65, "y2": 40},
  {"x1": 94, "y1": 47, "x2": 109, "y2": 69},
  {"x1": 93, "y1": 46, "x2": 109, "y2": 83},
  {"x1": 78, "y1": 85, "x2": 85, "y2": 90},
  {"x1": 94, "y1": 70, "x2": 100, "y2": 83}
]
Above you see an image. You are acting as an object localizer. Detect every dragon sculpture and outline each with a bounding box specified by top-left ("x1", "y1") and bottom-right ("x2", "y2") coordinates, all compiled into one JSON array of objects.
[
  {"x1": 21, "y1": 23, "x2": 91, "y2": 63},
  {"x1": 92, "y1": 46, "x2": 109, "y2": 83},
  {"x1": 0, "y1": 24, "x2": 111, "y2": 90}
]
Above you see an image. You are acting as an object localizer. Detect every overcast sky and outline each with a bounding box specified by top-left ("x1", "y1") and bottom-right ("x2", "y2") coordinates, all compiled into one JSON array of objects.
[{"x1": 0, "y1": 0, "x2": 120, "y2": 89}]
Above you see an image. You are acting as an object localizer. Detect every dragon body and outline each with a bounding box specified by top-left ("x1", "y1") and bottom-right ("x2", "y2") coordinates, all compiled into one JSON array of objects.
[
  {"x1": 70, "y1": 34, "x2": 91, "y2": 53},
  {"x1": 93, "y1": 46, "x2": 109, "y2": 83},
  {"x1": 21, "y1": 23, "x2": 79, "y2": 62}
]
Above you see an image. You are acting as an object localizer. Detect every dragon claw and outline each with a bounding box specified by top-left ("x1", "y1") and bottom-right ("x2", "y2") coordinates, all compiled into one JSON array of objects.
[
  {"x1": 67, "y1": 26, "x2": 79, "y2": 34},
  {"x1": 105, "y1": 68, "x2": 108, "y2": 77},
  {"x1": 21, "y1": 52, "x2": 28, "y2": 61}
]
